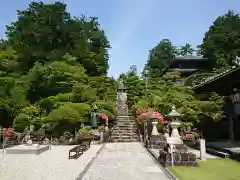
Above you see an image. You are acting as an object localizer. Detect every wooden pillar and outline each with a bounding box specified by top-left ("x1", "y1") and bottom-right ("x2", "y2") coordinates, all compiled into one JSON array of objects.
[
  {"x1": 229, "y1": 115, "x2": 234, "y2": 142},
  {"x1": 228, "y1": 95, "x2": 235, "y2": 142}
]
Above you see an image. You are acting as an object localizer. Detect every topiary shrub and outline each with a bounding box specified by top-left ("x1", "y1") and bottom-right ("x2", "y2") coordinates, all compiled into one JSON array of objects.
[{"x1": 13, "y1": 113, "x2": 30, "y2": 132}]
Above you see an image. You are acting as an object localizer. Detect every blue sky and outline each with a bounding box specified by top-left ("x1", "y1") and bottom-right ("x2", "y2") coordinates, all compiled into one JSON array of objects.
[{"x1": 1, "y1": 0, "x2": 240, "y2": 78}]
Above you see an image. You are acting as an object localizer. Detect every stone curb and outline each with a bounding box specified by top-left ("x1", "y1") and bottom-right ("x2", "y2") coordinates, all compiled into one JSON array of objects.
[
  {"x1": 76, "y1": 143, "x2": 105, "y2": 180},
  {"x1": 145, "y1": 147, "x2": 178, "y2": 180}
]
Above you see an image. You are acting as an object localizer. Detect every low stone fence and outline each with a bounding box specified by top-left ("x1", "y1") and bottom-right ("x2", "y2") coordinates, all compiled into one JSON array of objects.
[{"x1": 159, "y1": 149, "x2": 198, "y2": 166}]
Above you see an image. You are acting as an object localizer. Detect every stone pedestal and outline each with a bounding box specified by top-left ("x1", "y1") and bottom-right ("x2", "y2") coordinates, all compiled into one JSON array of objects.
[
  {"x1": 167, "y1": 120, "x2": 183, "y2": 145},
  {"x1": 170, "y1": 121, "x2": 181, "y2": 139},
  {"x1": 151, "y1": 121, "x2": 159, "y2": 136}
]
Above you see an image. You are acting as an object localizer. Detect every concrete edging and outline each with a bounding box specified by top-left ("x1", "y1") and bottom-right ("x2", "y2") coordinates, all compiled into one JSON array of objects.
[
  {"x1": 145, "y1": 147, "x2": 179, "y2": 180},
  {"x1": 76, "y1": 143, "x2": 105, "y2": 180}
]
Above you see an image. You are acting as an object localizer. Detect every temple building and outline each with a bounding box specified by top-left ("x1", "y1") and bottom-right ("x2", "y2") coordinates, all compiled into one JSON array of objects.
[
  {"x1": 169, "y1": 55, "x2": 209, "y2": 77},
  {"x1": 190, "y1": 65, "x2": 240, "y2": 141}
]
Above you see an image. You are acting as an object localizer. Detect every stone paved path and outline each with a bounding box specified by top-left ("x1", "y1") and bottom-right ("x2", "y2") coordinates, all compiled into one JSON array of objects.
[{"x1": 80, "y1": 142, "x2": 172, "y2": 180}]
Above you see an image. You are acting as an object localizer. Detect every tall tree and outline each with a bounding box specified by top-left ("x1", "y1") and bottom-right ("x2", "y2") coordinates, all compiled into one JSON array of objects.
[
  {"x1": 178, "y1": 43, "x2": 195, "y2": 56},
  {"x1": 6, "y1": 1, "x2": 110, "y2": 76},
  {"x1": 144, "y1": 39, "x2": 176, "y2": 78},
  {"x1": 128, "y1": 65, "x2": 137, "y2": 75},
  {"x1": 199, "y1": 10, "x2": 240, "y2": 68}
]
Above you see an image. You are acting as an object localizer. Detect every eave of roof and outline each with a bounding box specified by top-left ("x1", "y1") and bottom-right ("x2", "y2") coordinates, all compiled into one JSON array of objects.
[
  {"x1": 175, "y1": 55, "x2": 207, "y2": 61},
  {"x1": 169, "y1": 68, "x2": 198, "y2": 72},
  {"x1": 190, "y1": 65, "x2": 240, "y2": 90}
]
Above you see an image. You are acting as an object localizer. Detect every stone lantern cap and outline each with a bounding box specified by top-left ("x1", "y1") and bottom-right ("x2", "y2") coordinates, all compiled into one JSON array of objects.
[
  {"x1": 168, "y1": 105, "x2": 181, "y2": 118},
  {"x1": 92, "y1": 104, "x2": 98, "y2": 111}
]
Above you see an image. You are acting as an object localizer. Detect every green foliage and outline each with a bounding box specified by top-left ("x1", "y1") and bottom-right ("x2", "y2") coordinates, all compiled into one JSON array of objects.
[
  {"x1": 13, "y1": 105, "x2": 41, "y2": 132},
  {"x1": 72, "y1": 83, "x2": 97, "y2": 103},
  {"x1": 94, "y1": 100, "x2": 116, "y2": 116},
  {"x1": 199, "y1": 10, "x2": 240, "y2": 68},
  {"x1": 26, "y1": 61, "x2": 88, "y2": 103},
  {"x1": 177, "y1": 43, "x2": 195, "y2": 56},
  {"x1": 119, "y1": 65, "x2": 145, "y2": 109},
  {"x1": 13, "y1": 113, "x2": 29, "y2": 132},
  {"x1": 133, "y1": 72, "x2": 225, "y2": 124},
  {"x1": 0, "y1": 1, "x2": 116, "y2": 135},
  {"x1": 88, "y1": 76, "x2": 116, "y2": 101},
  {"x1": 6, "y1": 1, "x2": 109, "y2": 75},
  {"x1": 144, "y1": 39, "x2": 176, "y2": 78}
]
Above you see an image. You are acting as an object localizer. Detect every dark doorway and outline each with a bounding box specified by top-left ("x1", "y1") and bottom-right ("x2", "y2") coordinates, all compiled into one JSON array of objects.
[{"x1": 234, "y1": 116, "x2": 240, "y2": 140}]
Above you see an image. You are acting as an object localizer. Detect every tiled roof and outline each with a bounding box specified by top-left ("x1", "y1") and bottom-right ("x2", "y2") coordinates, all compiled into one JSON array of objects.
[
  {"x1": 190, "y1": 65, "x2": 240, "y2": 90},
  {"x1": 175, "y1": 55, "x2": 206, "y2": 61},
  {"x1": 169, "y1": 68, "x2": 198, "y2": 72}
]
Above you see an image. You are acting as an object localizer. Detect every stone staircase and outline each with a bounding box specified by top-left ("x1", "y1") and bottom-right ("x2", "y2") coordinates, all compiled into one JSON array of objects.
[{"x1": 110, "y1": 116, "x2": 139, "y2": 142}]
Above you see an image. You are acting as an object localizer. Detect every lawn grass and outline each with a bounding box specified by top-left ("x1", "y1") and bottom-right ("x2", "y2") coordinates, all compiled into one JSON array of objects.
[{"x1": 169, "y1": 158, "x2": 240, "y2": 180}]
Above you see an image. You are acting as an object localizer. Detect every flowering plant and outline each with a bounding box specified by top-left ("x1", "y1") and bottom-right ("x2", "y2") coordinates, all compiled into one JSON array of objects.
[
  {"x1": 3, "y1": 128, "x2": 13, "y2": 137},
  {"x1": 136, "y1": 109, "x2": 167, "y2": 124},
  {"x1": 99, "y1": 113, "x2": 108, "y2": 121},
  {"x1": 141, "y1": 111, "x2": 165, "y2": 123},
  {"x1": 181, "y1": 133, "x2": 195, "y2": 141}
]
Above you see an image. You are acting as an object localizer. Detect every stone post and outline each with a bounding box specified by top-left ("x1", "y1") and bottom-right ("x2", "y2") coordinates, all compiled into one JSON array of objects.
[
  {"x1": 200, "y1": 139, "x2": 206, "y2": 161},
  {"x1": 105, "y1": 119, "x2": 108, "y2": 131},
  {"x1": 100, "y1": 131, "x2": 104, "y2": 143}
]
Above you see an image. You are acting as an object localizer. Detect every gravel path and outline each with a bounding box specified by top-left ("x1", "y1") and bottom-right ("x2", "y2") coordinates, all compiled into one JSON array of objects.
[
  {"x1": 80, "y1": 142, "x2": 171, "y2": 180},
  {"x1": 0, "y1": 145, "x2": 103, "y2": 180}
]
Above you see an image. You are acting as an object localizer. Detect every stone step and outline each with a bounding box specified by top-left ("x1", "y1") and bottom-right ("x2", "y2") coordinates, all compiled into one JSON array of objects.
[
  {"x1": 114, "y1": 124, "x2": 136, "y2": 127},
  {"x1": 109, "y1": 139, "x2": 139, "y2": 143},
  {"x1": 115, "y1": 124, "x2": 136, "y2": 128},
  {"x1": 113, "y1": 124, "x2": 136, "y2": 127},
  {"x1": 112, "y1": 128, "x2": 137, "y2": 132},
  {"x1": 116, "y1": 116, "x2": 131, "y2": 120},
  {"x1": 112, "y1": 131, "x2": 137, "y2": 135},
  {"x1": 115, "y1": 120, "x2": 131, "y2": 123},
  {"x1": 112, "y1": 132, "x2": 137, "y2": 136},
  {"x1": 111, "y1": 135, "x2": 138, "y2": 139},
  {"x1": 113, "y1": 127, "x2": 136, "y2": 131},
  {"x1": 115, "y1": 125, "x2": 136, "y2": 129},
  {"x1": 113, "y1": 135, "x2": 138, "y2": 138},
  {"x1": 115, "y1": 120, "x2": 135, "y2": 124}
]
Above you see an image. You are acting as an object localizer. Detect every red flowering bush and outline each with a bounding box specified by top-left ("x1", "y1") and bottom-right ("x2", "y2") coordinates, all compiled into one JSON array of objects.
[
  {"x1": 99, "y1": 113, "x2": 108, "y2": 121},
  {"x1": 135, "y1": 108, "x2": 165, "y2": 124},
  {"x1": 3, "y1": 128, "x2": 13, "y2": 137}
]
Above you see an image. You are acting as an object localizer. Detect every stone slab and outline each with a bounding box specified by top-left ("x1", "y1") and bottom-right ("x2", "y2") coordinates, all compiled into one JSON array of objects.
[
  {"x1": 81, "y1": 142, "x2": 172, "y2": 180},
  {"x1": 5, "y1": 144, "x2": 50, "y2": 155}
]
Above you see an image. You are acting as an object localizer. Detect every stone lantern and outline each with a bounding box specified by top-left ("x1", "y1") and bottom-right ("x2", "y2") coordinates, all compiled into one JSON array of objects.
[
  {"x1": 90, "y1": 104, "x2": 98, "y2": 128},
  {"x1": 150, "y1": 116, "x2": 159, "y2": 136},
  {"x1": 167, "y1": 105, "x2": 183, "y2": 144}
]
